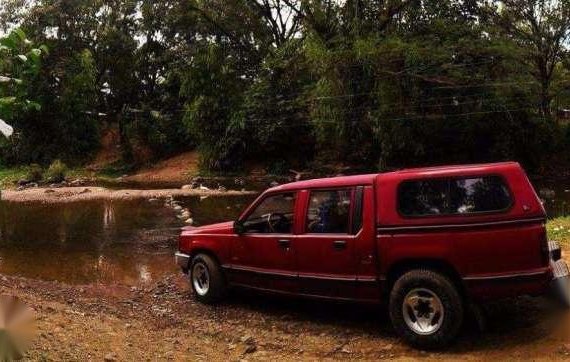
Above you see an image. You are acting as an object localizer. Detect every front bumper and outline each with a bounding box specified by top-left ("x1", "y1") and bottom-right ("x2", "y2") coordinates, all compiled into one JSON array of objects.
[{"x1": 175, "y1": 252, "x2": 191, "y2": 272}]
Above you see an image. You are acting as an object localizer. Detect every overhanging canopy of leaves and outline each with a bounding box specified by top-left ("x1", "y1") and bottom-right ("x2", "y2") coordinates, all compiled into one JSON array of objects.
[{"x1": 0, "y1": 0, "x2": 568, "y2": 172}]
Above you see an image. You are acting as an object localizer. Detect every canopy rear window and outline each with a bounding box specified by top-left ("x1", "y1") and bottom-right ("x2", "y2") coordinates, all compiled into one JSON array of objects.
[{"x1": 398, "y1": 176, "x2": 512, "y2": 217}]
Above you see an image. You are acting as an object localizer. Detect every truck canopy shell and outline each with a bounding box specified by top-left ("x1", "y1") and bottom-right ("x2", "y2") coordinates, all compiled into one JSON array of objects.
[{"x1": 375, "y1": 162, "x2": 545, "y2": 227}]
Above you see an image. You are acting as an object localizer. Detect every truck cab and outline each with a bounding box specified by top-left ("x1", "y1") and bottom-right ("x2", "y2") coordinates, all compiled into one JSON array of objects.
[{"x1": 176, "y1": 162, "x2": 569, "y2": 348}]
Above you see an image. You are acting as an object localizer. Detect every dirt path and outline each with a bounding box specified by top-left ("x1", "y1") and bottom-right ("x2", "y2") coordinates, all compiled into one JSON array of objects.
[
  {"x1": 1, "y1": 187, "x2": 255, "y2": 204},
  {"x1": 123, "y1": 151, "x2": 200, "y2": 184},
  {"x1": 0, "y1": 255, "x2": 566, "y2": 360}
]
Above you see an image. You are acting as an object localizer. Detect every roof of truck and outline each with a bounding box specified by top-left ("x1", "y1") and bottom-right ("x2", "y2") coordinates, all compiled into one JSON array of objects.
[
  {"x1": 270, "y1": 173, "x2": 378, "y2": 192},
  {"x1": 268, "y1": 162, "x2": 521, "y2": 192},
  {"x1": 386, "y1": 161, "x2": 519, "y2": 175}
]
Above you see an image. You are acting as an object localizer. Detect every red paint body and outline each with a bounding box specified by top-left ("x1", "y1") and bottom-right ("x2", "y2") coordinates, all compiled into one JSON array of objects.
[{"x1": 179, "y1": 162, "x2": 551, "y2": 302}]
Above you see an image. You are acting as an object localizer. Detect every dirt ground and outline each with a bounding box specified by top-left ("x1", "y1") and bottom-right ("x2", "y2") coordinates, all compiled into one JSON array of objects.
[
  {"x1": 122, "y1": 152, "x2": 201, "y2": 184},
  {"x1": 0, "y1": 253, "x2": 566, "y2": 361},
  {"x1": 1, "y1": 187, "x2": 254, "y2": 204}
]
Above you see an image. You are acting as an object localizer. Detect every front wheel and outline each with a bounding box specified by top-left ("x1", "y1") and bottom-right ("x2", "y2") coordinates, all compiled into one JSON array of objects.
[
  {"x1": 389, "y1": 269, "x2": 464, "y2": 349},
  {"x1": 190, "y1": 254, "x2": 227, "y2": 304}
]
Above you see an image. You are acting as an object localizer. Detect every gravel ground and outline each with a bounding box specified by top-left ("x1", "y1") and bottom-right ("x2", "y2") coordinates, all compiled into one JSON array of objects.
[{"x1": 0, "y1": 256, "x2": 567, "y2": 361}]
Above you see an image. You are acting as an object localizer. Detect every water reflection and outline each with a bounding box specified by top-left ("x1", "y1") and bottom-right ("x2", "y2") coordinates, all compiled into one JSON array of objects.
[
  {"x1": 0, "y1": 199, "x2": 181, "y2": 285},
  {"x1": 533, "y1": 179, "x2": 570, "y2": 218},
  {"x1": 0, "y1": 194, "x2": 258, "y2": 285},
  {"x1": 176, "y1": 194, "x2": 256, "y2": 226}
]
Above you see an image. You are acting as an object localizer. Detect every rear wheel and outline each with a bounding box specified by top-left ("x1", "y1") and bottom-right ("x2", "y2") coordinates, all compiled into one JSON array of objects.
[
  {"x1": 190, "y1": 254, "x2": 227, "y2": 304},
  {"x1": 389, "y1": 269, "x2": 464, "y2": 349}
]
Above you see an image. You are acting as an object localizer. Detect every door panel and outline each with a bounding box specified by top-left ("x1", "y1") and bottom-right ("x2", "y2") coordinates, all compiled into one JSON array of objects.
[
  {"x1": 229, "y1": 192, "x2": 299, "y2": 293},
  {"x1": 296, "y1": 188, "x2": 360, "y2": 298},
  {"x1": 296, "y1": 233, "x2": 357, "y2": 297}
]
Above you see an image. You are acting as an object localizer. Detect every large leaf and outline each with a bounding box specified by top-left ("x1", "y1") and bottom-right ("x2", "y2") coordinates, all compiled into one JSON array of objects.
[
  {"x1": 0, "y1": 97, "x2": 17, "y2": 106},
  {"x1": 0, "y1": 37, "x2": 16, "y2": 50},
  {"x1": 25, "y1": 101, "x2": 41, "y2": 111},
  {"x1": 27, "y1": 49, "x2": 41, "y2": 64},
  {"x1": 39, "y1": 45, "x2": 49, "y2": 56},
  {"x1": 12, "y1": 28, "x2": 26, "y2": 42},
  {"x1": 0, "y1": 119, "x2": 13, "y2": 138}
]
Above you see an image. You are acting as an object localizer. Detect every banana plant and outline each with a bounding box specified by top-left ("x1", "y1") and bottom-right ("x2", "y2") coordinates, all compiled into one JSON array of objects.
[{"x1": 0, "y1": 28, "x2": 46, "y2": 138}]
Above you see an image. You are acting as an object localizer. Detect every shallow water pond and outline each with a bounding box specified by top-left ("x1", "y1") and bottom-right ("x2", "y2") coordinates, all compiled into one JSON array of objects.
[
  {"x1": 534, "y1": 179, "x2": 570, "y2": 218},
  {"x1": 0, "y1": 194, "x2": 256, "y2": 285}
]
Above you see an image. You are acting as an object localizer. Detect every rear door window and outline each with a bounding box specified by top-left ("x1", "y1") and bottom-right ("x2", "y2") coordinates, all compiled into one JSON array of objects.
[
  {"x1": 306, "y1": 189, "x2": 352, "y2": 233},
  {"x1": 399, "y1": 176, "x2": 512, "y2": 217}
]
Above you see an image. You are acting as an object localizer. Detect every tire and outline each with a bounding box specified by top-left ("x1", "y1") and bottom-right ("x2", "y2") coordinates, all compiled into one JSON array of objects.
[
  {"x1": 190, "y1": 253, "x2": 227, "y2": 304},
  {"x1": 389, "y1": 269, "x2": 464, "y2": 349}
]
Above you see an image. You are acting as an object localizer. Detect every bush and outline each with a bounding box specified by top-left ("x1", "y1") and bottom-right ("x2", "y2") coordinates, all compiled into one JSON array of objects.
[
  {"x1": 45, "y1": 160, "x2": 67, "y2": 183},
  {"x1": 26, "y1": 164, "x2": 44, "y2": 182}
]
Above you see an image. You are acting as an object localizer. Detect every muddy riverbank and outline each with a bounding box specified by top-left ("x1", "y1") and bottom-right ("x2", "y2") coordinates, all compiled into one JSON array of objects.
[{"x1": 4, "y1": 257, "x2": 569, "y2": 361}]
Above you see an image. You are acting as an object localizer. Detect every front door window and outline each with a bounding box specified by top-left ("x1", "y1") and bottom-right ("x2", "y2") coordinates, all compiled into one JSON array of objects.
[{"x1": 243, "y1": 193, "x2": 296, "y2": 234}]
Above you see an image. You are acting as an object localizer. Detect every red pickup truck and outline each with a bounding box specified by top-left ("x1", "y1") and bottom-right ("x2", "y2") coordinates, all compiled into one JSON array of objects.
[{"x1": 176, "y1": 162, "x2": 569, "y2": 348}]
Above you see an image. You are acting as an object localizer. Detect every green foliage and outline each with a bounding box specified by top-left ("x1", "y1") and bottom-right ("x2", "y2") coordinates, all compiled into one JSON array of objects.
[
  {"x1": 0, "y1": 27, "x2": 45, "y2": 133},
  {"x1": 0, "y1": 167, "x2": 28, "y2": 189},
  {"x1": 547, "y1": 217, "x2": 570, "y2": 245},
  {"x1": 26, "y1": 163, "x2": 43, "y2": 182},
  {"x1": 0, "y1": 0, "x2": 569, "y2": 175},
  {"x1": 57, "y1": 49, "x2": 100, "y2": 161},
  {"x1": 45, "y1": 159, "x2": 68, "y2": 183}
]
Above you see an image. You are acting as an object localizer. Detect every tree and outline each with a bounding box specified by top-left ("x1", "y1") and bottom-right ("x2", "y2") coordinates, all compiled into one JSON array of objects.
[
  {"x1": 482, "y1": 0, "x2": 570, "y2": 117},
  {"x1": 0, "y1": 28, "x2": 45, "y2": 139},
  {"x1": 0, "y1": 0, "x2": 569, "y2": 173}
]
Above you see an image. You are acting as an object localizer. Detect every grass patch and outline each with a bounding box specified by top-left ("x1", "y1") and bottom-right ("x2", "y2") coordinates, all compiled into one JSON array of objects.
[
  {"x1": 0, "y1": 166, "x2": 94, "y2": 189},
  {"x1": 0, "y1": 167, "x2": 29, "y2": 189},
  {"x1": 547, "y1": 217, "x2": 570, "y2": 245}
]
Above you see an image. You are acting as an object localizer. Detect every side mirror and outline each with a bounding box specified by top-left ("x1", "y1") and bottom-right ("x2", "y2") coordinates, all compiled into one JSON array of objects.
[{"x1": 234, "y1": 220, "x2": 246, "y2": 235}]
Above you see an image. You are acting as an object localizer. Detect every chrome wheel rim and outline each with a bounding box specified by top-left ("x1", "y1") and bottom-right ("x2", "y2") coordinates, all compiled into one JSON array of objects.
[
  {"x1": 192, "y1": 262, "x2": 210, "y2": 296},
  {"x1": 403, "y1": 288, "x2": 445, "y2": 335}
]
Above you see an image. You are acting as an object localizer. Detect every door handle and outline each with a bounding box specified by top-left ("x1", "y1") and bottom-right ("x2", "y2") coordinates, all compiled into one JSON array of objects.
[
  {"x1": 333, "y1": 240, "x2": 347, "y2": 250},
  {"x1": 278, "y1": 239, "x2": 291, "y2": 249}
]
